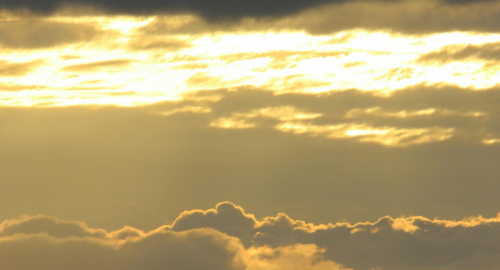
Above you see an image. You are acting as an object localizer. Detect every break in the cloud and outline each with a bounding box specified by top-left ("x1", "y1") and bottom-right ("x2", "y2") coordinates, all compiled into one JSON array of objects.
[
  {"x1": 3, "y1": 1, "x2": 500, "y2": 106},
  {"x1": 2, "y1": 202, "x2": 500, "y2": 270},
  {"x1": 2, "y1": 22, "x2": 500, "y2": 105}
]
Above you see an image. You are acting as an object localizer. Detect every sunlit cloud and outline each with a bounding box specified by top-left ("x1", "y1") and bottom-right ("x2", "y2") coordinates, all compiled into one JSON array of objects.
[
  {"x1": 2, "y1": 202, "x2": 500, "y2": 270},
  {"x1": 276, "y1": 122, "x2": 454, "y2": 146},
  {"x1": 209, "y1": 106, "x2": 322, "y2": 129},
  {"x1": 344, "y1": 107, "x2": 487, "y2": 119},
  {"x1": 210, "y1": 118, "x2": 256, "y2": 129},
  {"x1": 2, "y1": 8, "x2": 500, "y2": 106},
  {"x1": 2, "y1": 1, "x2": 500, "y2": 269},
  {"x1": 158, "y1": 106, "x2": 211, "y2": 116}
]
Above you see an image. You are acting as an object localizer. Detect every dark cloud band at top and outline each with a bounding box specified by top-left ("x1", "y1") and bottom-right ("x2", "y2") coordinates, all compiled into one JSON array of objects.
[
  {"x1": 2, "y1": 0, "x2": 339, "y2": 20},
  {"x1": 2, "y1": 0, "x2": 499, "y2": 21}
]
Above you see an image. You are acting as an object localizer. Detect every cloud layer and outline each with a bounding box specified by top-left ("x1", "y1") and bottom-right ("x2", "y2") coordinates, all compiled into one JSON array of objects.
[
  {"x1": 2, "y1": 202, "x2": 500, "y2": 270},
  {"x1": 1, "y1": 87, "x2": 500, "y2": 232}
]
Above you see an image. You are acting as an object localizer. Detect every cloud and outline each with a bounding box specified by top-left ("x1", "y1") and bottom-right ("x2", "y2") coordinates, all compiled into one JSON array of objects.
[
  {"x1": 1, "y1": 91, "x2": 500, "y2": 234},
  {"x1": 269, "y1": 0, "x2": 500, "y2": 34},
  {"x1": 1, "y1": 0, "x2": 341, "y2": 20},
  {"x1": 171, "y1": 202, "x2": 258, "y2": 245},
  {"x1": 0, "y1": 210, "x2": 350, "y2": 270},
  {"x1": 0, "y1": 59, "x2": 43, "y2": 76},
  {"x1": 186, "y1": 86, "x2": 499, "y2": 146},
  {"x1": 2, "y1": 0, "x2": 500, "y2": 50},
  {"x1": 3, "y1": 203, "x2": 500, "y2": 270},
  {"x1": 0, "y1": 19, "x2": 101, "y2": 49},
  {"x1": 127, "y1": 37, "x2": 192, "y2": 51},
  {"x1": 418, "y1": 42, "x2": 500, "y2": 63},
  {"x1": 153, "y1": 202, "x2": 500, "y2": 270},
  {"x1": 0, "y1": 215, "x2": 107, "y2": 238},
  {"x1": 127, "y1": 0, "x2": 500, "y2": 34},
  {"x1": 60, "y1": 59, "x2": 133, "y2": 72},
  {"x1": 0, "y1": 227, "x2": 245, "y2": 270},
  {"x1": 0, "y1": 0, "x2": 499, "y2": 29},
  {"x1": 0, "y1": 83, "x2": 45, "y2": 91}
]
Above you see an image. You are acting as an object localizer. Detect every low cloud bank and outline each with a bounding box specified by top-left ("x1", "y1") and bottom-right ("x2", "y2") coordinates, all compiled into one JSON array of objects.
[{"x1": 2, "y1": 202, "x2": 500, "y2": 270}]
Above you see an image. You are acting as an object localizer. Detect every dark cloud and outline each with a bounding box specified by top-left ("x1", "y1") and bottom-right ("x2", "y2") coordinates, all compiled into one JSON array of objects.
[
  {"x1": 0, "y1": 215, "x2": 107, "y2": 238},
  {"x1": 0, "y1": 0, "x2": 498, "y2": 30},
  {"x1": 3, "y1": 203, "x2": 500, "y2": 270},
  {"x1": 418, "y1": 42, "x2": 500, "y2": 63},
  {"x1": 125, "y1": 0, "x2": 500, "y2": 34},
  {"x1": 281, "y1": 0, "x2": 500, "y2": 34},
  {"x1": 0, "y1": 20, "x2": 101, "y2": 49},
  {"x1": 0, "y1": 213, "x2": 347, "y2": 270},
  {"x1": 1, "y1": 0, "x2": 339, "y2": 20},
  {"x1": 169, "y1": 202, "x2": 500, "y2": 270},
  {"x1": 0, "y1": 226, "x2": 245, "y2": 270}
]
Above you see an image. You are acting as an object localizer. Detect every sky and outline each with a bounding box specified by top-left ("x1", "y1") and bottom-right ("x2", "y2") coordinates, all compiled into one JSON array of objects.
[{"x1": 2, "y1": 0, "x2": 500, "y2": 269}]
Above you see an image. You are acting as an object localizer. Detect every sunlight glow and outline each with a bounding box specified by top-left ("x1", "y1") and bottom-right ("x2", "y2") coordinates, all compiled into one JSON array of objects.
[{"x1": 2, "y1": 13, "x2": 500, "y2": 107}]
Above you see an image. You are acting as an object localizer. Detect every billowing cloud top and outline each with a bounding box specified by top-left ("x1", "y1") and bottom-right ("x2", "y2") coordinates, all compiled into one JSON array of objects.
[{"x1": 2, "y1": 202, "x2": 500, "y2": 270}]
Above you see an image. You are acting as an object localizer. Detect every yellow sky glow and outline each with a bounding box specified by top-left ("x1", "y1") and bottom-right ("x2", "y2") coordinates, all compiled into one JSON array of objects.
[{"x1": 1, "y1": 14, "x2": 500, "y2": 107}]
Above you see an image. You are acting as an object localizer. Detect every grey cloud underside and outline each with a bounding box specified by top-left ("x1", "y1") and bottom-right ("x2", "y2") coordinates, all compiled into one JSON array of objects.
[
  {"x1": 0, "y1": 223, "x2": 242, "y2": 270},
  {"x1": 1, "y1": 0, "x2": 500, "y2": 44},
  {"x1": 173, "y1": 202, "x2": 500, "y2": 270},
  {"x1": 0, "y1": 0, "x2": 498, "y2": 25},
  {"x1": 2, "y1": 202, "x2": 500, "y2": 270},
  {"x1": 1, "y1": 0, "x2": 340, "y2": 20}
]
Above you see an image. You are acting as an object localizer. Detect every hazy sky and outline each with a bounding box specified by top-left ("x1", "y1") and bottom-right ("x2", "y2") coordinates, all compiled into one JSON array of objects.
[{"x1": 2, "y1": 0, "x2": 500, "y2": 269}]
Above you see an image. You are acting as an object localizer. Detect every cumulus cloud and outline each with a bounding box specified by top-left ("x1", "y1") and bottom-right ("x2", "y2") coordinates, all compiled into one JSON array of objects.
[
  {"x1": 2, "y1": 202, "x2": 500, "y2": 270},
  {"x1": 0, "y1": 227, "x2": 244, "y2": 270},
  {"x1": 0, "y1": 207, "x2": 350, "y2": 270},
  {"x1": 153, "y1": 202, "x2": 500, "y2": 270},
  {"x1": 0, "y1": 215, "x2": 107, "y2": 238}
]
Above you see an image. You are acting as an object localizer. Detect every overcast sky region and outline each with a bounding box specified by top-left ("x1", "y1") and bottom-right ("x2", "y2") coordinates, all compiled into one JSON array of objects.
[{"x1": 2, "y1": 0, "x2": 500, "y2": 269}]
